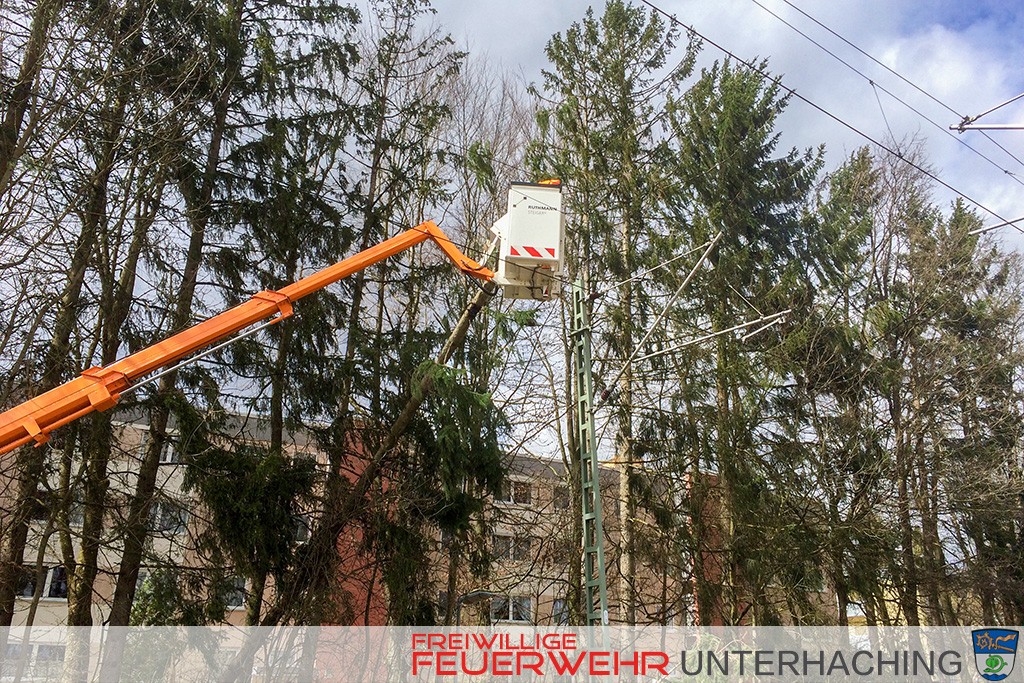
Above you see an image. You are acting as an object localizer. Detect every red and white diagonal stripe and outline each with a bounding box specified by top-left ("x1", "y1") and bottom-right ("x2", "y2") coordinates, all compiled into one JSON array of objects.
[{"x1": 508, "y1": 246, "x2": 557, "y2": 259}]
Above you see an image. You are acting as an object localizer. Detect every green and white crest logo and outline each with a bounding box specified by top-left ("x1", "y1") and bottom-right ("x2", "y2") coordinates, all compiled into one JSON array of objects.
[{"x1": 973, "y1": 629, "x2": 1019, "y2": 682}]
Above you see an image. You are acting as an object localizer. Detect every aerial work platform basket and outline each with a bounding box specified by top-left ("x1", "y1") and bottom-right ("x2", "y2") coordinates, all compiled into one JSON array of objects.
[{"x1": 492, "y1": 181, "x2": 565, "y2": 300}]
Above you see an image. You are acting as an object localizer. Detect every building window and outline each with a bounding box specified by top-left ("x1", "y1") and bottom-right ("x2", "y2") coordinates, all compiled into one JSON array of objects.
[
  {"x1": 492, "y1": 534, "x2": 511, "y2": 560},
  {"x1": 3, "y1": 642, "x2": 29, "y2": 657},
  {"x1": 148, "y1": 500, "x2": 188, "y2": 535},
  {"x1": 16, "y1": 566, "x2": 36, "y2": 598},
  {"x1": 35, "y1": 643, "x2": 64, "y2": 678},
  {"x1": 496, "y1": 480, "x2": 532, "y2": 506},
  {"x1": 490, "y1": 596, "x2": 531, "y2": 623},
  {"x1": 2, "y1": 643, "x2": 30, "y2": 669},
  {"x1": 29, "y1": 488, "x2": 52, "y2": 521},
  {"x1": 28, "y1": 488, "x2": 83, "y2": 526},
  {"x1": 159, "y1": 439, "x2": 180, "y2": 464},
  {"x1": 553, "y1": 485, "x2": 570, "y2": 510},
  {"x1": 293, "y1": 515, "x2": 311, "y2": 543},
  {"x1": 552, "y1": 598, "x2": 570, "y2": 625},
  {"x1": 47, "y1": 567, "x2": 68, "y2": 599},
  {"x1": 36, "y1": 644, "x2": 65, "y2": 662},
  {"x1": 492, "y1": 534, "x2": 533, "y2": 562},
  {"x1": 68, "y1": 495, "x2": 84, "y2": 527},
  {"x1": 225, "y1": 577, "x2": 247, "y2": 610},
  {"x1": 548, "y1": 541, "x2": 573, "y2": 565}
]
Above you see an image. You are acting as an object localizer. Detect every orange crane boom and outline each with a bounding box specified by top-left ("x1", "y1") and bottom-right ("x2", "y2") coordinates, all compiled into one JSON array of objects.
[{"x1": 0, "y1": 221, "x2": 493, "y2": 455}]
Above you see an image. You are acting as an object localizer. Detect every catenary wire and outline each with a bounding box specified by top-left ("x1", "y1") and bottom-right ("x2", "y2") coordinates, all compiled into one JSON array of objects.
[
  {"x1": 637, "y1": 0, "x2": 1017, "y2": 230},
  {"x1": 871, "y1": 83, "x2": 898, "y2": 151},
  {"x1": 776, "y1": 0, "x2": 1024, "y2": 170},
  {"x1": 745, "y1": 0, "x2": 1024, "y2": 188},
  {"x1": 580, "y1": 0, "x2": 1024, "y2": 441}
]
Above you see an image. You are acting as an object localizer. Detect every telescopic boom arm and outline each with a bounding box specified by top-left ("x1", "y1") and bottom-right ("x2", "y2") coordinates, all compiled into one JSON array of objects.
[{"x1": 0, "y1": 221, "x2": 493, "y2": 455}]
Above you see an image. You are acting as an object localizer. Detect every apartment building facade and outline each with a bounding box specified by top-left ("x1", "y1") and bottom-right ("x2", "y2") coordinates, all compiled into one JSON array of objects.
[{"x1": 4, "y1": 410, "x2": 835, "y2": 630}]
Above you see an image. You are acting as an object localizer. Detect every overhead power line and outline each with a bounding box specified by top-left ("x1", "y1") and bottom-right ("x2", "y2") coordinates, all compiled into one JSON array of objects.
[
  {"x1": 776, "y1": 0, "x2": 1024, "y2": 170},
  {"x1": 745, "y1": 0, "x2": 1024, "y2": 186},
  {"x1": 636, "y1": 0, "x2": 1015, "y2": 228},
  {"x1": 967, "y1": 91, "x2": 1024, "y2": 121}
]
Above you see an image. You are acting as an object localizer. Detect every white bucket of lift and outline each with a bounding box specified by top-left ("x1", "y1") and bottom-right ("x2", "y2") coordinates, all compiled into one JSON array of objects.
[{"x1": 492, "y1": 182, "x2": 564, "y2": 300}]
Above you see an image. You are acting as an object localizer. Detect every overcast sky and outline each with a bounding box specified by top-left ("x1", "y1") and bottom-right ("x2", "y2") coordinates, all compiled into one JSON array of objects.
[{"x1": 428, "y1": 0, "x2": 1024, "y2": 248}]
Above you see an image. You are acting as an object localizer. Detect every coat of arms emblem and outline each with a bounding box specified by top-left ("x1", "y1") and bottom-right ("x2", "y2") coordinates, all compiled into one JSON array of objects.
[{"x1": 973, "y1": 629, "x2": 1019, "y2": 681}]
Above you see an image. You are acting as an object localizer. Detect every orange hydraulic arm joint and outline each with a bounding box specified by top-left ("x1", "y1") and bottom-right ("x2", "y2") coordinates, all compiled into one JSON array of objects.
[{"x1": 0, "y1": 222, "x2": 492, "y2": 455}]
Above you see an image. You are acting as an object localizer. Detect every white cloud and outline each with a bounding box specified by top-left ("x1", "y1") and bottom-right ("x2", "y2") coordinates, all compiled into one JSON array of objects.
[{"x1": 878, "y1": 25, "x2": 1005, "y2": 110}]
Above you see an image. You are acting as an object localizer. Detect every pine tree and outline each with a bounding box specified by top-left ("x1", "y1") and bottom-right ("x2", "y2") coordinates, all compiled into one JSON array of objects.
[
  {"x1": 667, "y1": 58, "x2": 822, "y2": 624},
  {"x1": 531, "y1": 0, "x2": 697, "y2": 623},
  {"x1": 771, "y1": 148, "x2": 890, "y2": 624},
  {"x1": 106, "y1": 0, "x2": 358, "y2": 630}
]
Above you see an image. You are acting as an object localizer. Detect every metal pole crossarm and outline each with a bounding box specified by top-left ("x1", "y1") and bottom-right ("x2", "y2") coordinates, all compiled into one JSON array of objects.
[
  {"x1": 0, "y1": 221, "x2": 493, "y2": 455},
  {"x1": 600, "y1": 233, "x2": 722, "y2": 405},
  {"x1": 633, "y1": 309, "x2": 792, "y2": 364},
  {"x1": 968, "y1": 215, "x2": 1024, "y2": 236},
  {"x1": 951, "y1": 123, "x2": 1024, "y2": 132},
  {"x1": 952, "y1": 91, "x2": 1024, "y2": 132}
]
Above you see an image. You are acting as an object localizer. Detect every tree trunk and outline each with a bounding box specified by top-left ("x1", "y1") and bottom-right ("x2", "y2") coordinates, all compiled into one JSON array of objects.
[
  {"x1": 0, "y1": 84, "x2": 125, "y2": 629},
  {"x1": 64, "y1": 90, "x2": 129, "y2": 628},
  {"x1": 917, "y1": 440, "x2": 946, "y2": 625},
  {"x1": 0, "y1": 0, "x2": 63, "y2": 194},
  {"x1": 105, "y1": 0, "x2": 246, "y2": 629},
  {"x1": 616, "y1": 298, "x2": 635, "y2": 624},
  {"x1": 715, "y1": 333, "x2": 739, "y2": 625},
  {"x1": 890, "y1": 379, "x2": 920, "y2": 626}
]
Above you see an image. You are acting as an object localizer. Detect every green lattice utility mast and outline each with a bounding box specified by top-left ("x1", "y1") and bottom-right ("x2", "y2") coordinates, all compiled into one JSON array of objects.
[{"x1": 572, "y1": 278, "x2": 609, "y2": 626}]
